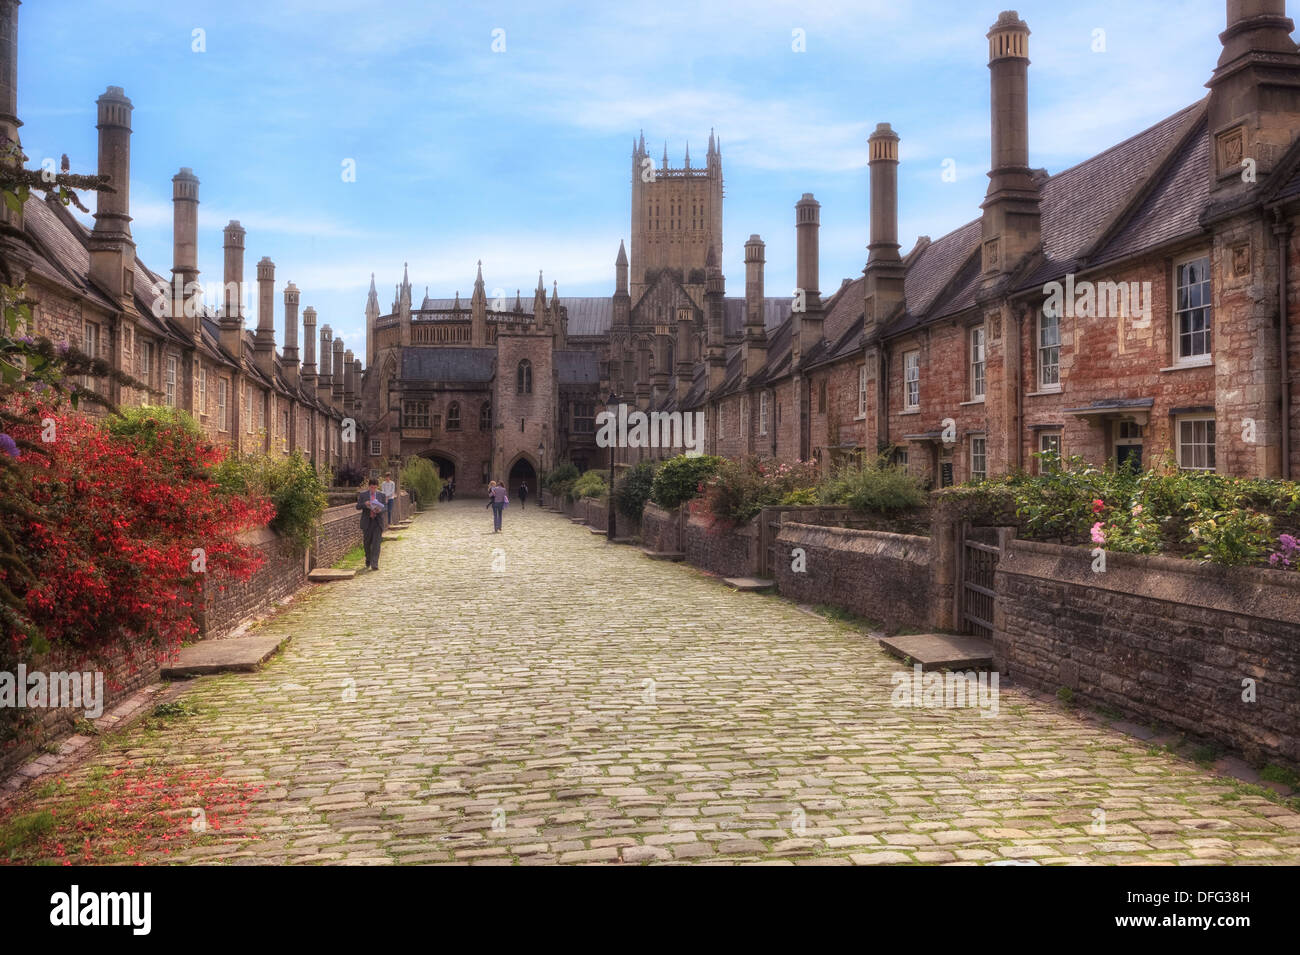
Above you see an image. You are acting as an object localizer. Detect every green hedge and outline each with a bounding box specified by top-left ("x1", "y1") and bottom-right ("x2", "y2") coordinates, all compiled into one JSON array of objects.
[
  {"x1": 615, "y1": 459, "x2": 657, "y2": 520},
  {"x1": 212, "y1": 450, "x2": 327, "y2": 548},
  {"x1": 650, "y1": 454, "x2": 723, "y2": 509},
  {"x1": 401, "y1": 456, "x2": 442, "y2": 508}
]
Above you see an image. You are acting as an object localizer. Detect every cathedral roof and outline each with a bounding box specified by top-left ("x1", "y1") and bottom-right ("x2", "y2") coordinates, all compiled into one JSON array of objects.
[
  {"x1": 555, "y1": 349, "x2": 599, "y2": 385},
  {"x1": 401, "y1": 347, "x2": 497, "y2": 383}
]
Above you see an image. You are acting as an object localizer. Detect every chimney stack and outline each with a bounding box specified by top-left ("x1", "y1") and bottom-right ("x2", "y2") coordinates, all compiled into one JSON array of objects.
[
  {"x1": 88, "y1": 86, "x2": 136, "y2": 306},
  {"x1": 254, "y1": 256, "x2": 276, "y2": 376},
  {"x1": 343, "y1": 348, "x2": 356, "y2": 407},
  {"x1": 794, "y1": 193, "x2": 824, "y2": 363},
  {"x1": 1207, "y1": 0, "x2": 1300, "y2": 194},
  {"x1": 980, "y1": 11, "x2": 1041, "y2": 280},
  {"x1": 863, "y1": 123, "x2": 907, "y2": 332},
  {"x1": 171, "y1": 168, "x2": 200, "y2": 337},
  {"x1": 0, "y1": 0, "x2": 19, "y2": 149},
  {"x1": 743, "y1": 234, "x2": 767, "y2": 381},
  {"x1": 301, "y1": 306, "x2": 318, "y2": 387},
  {"x1": 219, "y1": 220, "x2": 245, "y2": 359},
  {"x1": 331, "y1": 337, "x2": 346, "y2": 403},
  {"x1": 317, "y1": 324, "x2": 333, "y2": 405},
  {"x1": 283, "y1": 282, "x2": 300, "y2": 385}
]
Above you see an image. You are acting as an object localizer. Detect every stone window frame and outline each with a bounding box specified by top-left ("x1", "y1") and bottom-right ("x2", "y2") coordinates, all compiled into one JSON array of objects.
[
  {"x1": 571, "y1": 400, "x2": 595, "y2": 434},
  {"x1": 369, "y1": 438, "x2": 382, "y2": 457},
  {"x1": 403, "y1": 399, "x2": 430, "y2": 429},
  {"x1": 198, "y1": 365, "x2": 207, "y2": 414},
  {"x1": 818, "y1": 378, "x2": 828, "y2": 414},
  {"x1": 257, "y1": 388, "x2": 267, "y2": 434},
  {"x1": 446, "y1": 401, "x2": 462, "y2": 431},
  {"x1": 1037, "y1": 308, "x2": 1061, "y2": 391},
  {"x1": 1173, "y1": 252, "x2": 1212, "y2": 365},
  {"x1": 217, "y1": 378, "x2": 229, "y2": 432},
  {"x1": 759, "y1": 391, "x2": 769, "y2": 436},
  {"x1": 164, "y1": 355, "x2": 178, "y2": 408},
  {"x1": 857, "y1": 364, "x2": 868, "y2": 419},
  {"x1": 479, "y1": 401, "x2": 492, "y2": 431},
  {"x1": 969, "y1": 433, "x2": 988, "y2": 482},
  {"x1": 138, "y1": 339, "x2": 153, "y2": 384},
  {"x1": 245, "y1": 383, "x2": 255, "y2": 434},
  {"x1": 969, "y1": 323, "x2": 986, "y2": 401},
  {"x1": 1175, "y1": 414, "x2": 1216, "y2": 472},
  {"x1": 903, "y1": 349, "x2": 920, "y2": 411},
  {"x1": 81, "y1": 320, "x2": 100, "y2": 391},
  {"x1": 517, "y1": 359, "x2": 533, "y2": 394}
]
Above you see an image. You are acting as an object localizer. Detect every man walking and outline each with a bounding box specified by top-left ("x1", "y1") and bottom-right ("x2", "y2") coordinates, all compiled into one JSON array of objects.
[
  {"x1": 357, "y1": 477, "x2": 387, "y2": 570},
  {"x1": 380, "y1": 471, "x2": 397, "y2": 526},
  {"x1": 518, "y1": 481, "x2": 528, "y2": 509}
]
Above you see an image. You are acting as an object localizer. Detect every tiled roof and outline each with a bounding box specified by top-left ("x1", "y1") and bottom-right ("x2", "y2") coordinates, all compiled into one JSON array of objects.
[
  {"x1": 560, "y1": 298, "x2": 613, "y2": 337},
  {"x1": 401, "y1": 347, "x2": 496, "y2": 382},
  {"x1": 21, "y1": 199, "x2": 118, "y2": 311},
  {"x1": 903, "y1": 220, "x2": 982, "y2": 318}
]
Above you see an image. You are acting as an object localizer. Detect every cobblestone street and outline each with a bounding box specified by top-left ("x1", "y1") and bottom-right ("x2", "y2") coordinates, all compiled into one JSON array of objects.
[{"x1": 20, "y1": 500, "x2": 1300, "y2": 865}]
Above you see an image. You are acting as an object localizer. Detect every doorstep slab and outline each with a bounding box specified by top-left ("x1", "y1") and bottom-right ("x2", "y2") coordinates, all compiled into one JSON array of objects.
[
  {"x1": 642, "y1": 549, "x2": 685, "y2": 561},
  {"x1": 162, "y1": 634, "x2": 290, "y2": 678},
  {"x1": 723, "y1": 577, "x2": 775, "y2": 592},
  {"x1": 308, "y1": 568, "x2": 355, "y2": 582},
  {"x1": 878, "y1": 633, "x2": 994, "y2": 671}
]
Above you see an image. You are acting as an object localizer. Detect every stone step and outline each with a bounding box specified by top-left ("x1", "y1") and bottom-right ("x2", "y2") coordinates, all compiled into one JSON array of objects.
[
  {"x1": 162, "y1": 633, "x2": 290, "y2": 678},
  {"x1": 878, "y1": 633, "x2": 995, "y2": 671},
  {"x1": 381, "y1": 534, "x2": 400, "y2": 541},
  {"x1": 642, "y1": 548, "x2": 685, "y2": 561},
  {"x1": 723, "y1": 577, "x2": 775, "y2": 592},
  {"x1": 308, "y1": 568, "x2": 355, "y2": 583}
]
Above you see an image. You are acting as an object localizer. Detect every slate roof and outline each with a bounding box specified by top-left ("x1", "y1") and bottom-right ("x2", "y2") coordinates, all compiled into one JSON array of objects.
[
  {"x1": 401, "y1": 347, "x2": 496, "y2": 382},
  {"x1": 555, "y1": 349, "x2": 600, "y2": 385}
]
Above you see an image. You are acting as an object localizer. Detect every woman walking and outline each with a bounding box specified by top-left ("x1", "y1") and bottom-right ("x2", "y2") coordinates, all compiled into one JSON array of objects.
[{"x1": 486, "y1": 479, "x2": 508, "y2": 532}]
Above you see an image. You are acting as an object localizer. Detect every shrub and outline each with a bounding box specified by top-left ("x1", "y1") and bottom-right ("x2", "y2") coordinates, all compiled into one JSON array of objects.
[
  {"x1": 401, "y1": 456, "x2": 442, "y2": 508},
  {"x1": 543, "y1": 461, "x2": 580, "y2": 501},
  {"x1": 651, "y1": 454, "x2": 723, "y2": 509},
  {"x1": 817, "y1": 459, "x2": 926, "y2": 513},
  {"x1": 211, "y1": 451, "x2": 326, "y2": 548},
  {"x1": 1186, "y1": 509, "x2": 1274, "y2": 566},
  {"x1": 333, "y1": 462, "x2": 367, "y2": 489},
  {"x1": 698, "y1": 457, "x2": 818, "y2": 528},
  {"x1": 779, "y1": 487, "x2": 819, "y2": 506},
  {"x1": 615, "y1": 459, "x2": 657, "y2": 520},
  {"x1": 570, "y1": 470, "x2": 608, "y2": 501},
  {"x1": 107, "y1": 404, "x2": 203, "y2": 451}
]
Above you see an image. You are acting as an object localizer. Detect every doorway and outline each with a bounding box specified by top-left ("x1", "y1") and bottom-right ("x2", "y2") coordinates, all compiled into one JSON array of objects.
[{"x1": 508, "y1": 458, "x2": 537, "y2": 499}]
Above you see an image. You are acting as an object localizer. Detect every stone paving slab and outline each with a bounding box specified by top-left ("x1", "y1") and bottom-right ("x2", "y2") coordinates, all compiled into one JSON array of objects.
[
  {"x1": 12, "y1": 499, "x2": 1300, "y2": 866},
  {"x1": 879, "y1": 633, "x2": 995, "y2": 671},
  {"x1": 722, "y1": 577, "x2": 775, "y2": 592},
  {"x1": 309, "y1": 568, "x2": 356, "y2": 583},
  {"x1": 161, "y1": 633, "x2": 291, "y2": 678}
]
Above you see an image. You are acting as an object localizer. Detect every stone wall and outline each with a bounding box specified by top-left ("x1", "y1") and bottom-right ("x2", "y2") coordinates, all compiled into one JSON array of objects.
[
  {"x1": 995, "y1": 539, "x2": 1300, "y2": 768},
  {"x1": 642, "y1": 503, "x2": 683, "y2": 553},
  {"x1": 773, "y1": 523, "x2": 934, "y2": 632},
  {"x1": 682, "y1": 512, "x2": 758, "y2": 578}
]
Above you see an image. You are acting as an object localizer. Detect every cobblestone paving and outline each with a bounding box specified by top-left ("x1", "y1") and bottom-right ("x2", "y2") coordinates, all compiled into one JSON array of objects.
[{"x1": 27, "y1": 500, "x2": 1300, "y2": 864}]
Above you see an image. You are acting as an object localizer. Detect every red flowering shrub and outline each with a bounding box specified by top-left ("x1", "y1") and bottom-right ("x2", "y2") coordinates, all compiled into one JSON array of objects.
[{"x1": 1, "y1": 397, "x2": 273, "y2": 672}]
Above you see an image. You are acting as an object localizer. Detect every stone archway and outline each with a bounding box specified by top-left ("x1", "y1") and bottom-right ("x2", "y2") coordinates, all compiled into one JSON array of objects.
[
  {"x1": 505, "y1": 453, "x2": 537, "y2": 500},
  {"x1": 418, "y1": 448, "x2": 459, "y2": 483}
]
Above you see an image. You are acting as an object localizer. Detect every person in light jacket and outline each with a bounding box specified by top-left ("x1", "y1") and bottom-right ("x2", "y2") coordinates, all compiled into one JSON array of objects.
[{"x1": 486, "y1": 479, "x2": 508, "y2": 532}]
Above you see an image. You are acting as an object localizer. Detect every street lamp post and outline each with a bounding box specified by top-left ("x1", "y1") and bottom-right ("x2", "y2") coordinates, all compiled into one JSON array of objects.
[
  {"x1": 537, "y1": 439, "x2": 545, "y2": 508},
  {"x1": 606, "y1": 391, "x2": 619, "y2": 540}
]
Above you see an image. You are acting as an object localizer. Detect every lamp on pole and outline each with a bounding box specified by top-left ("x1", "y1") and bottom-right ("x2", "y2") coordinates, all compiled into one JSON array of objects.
[
  {"x1": 537, "y1": 439, "x2": 545, "y2": 508},
  {"x1": 606, "y1": 391, "x2": 619, "y2": 540}
]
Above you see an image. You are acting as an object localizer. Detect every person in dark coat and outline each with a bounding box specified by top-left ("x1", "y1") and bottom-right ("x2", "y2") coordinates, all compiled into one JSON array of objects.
[
  {"x1": 356, "y1": 478, "x2": 387, "y2": 570},
  {"x1": 518, "y1": 481, "x2": 528, "y2": 508}
]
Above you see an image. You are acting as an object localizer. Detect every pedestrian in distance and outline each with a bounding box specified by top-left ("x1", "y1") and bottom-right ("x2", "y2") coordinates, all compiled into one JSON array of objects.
[
  {"x1": 356, "y1": 477, "x2": 387, "y2": 570},
  {"x1": 518, "y1": 481, "x2": 528, "y2": 509},
  {"x1": 381, "y1": 471, "x2": 396, "y2": 526},
  {"x1": 486, "y1": 479, "x2": 508, "y2": 532}
]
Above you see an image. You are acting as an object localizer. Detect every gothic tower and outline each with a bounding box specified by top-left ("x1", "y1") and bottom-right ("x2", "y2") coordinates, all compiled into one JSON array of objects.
[{"x1": 629, "y1": 130, "x2": 723, "y2": 304}]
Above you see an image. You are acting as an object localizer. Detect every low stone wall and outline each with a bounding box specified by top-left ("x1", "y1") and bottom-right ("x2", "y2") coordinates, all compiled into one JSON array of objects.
[
  {"x1": 642, "y1": 503, "x2": 683, "y2": 553},
  {"x1": 683, "y1": 513, "x2": 758, "y2": 578},
  {"x1": 773, "y1": 523, "x2": 933, "y2": 632},
  {"x1": 995, "y1": 540, "x2": 1300, "y2": 768},
  {"x1": 314, "y1": 502, "x2": 366, "y2": 569}
]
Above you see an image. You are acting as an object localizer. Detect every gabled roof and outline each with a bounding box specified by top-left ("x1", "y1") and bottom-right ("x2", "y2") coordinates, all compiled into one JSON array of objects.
[
  {"x1": 555, "y1": 349, "x2": 599, "y2": 385},
  {"x1": 401, "y1": 347, "x2": 496, "y2": 383}
]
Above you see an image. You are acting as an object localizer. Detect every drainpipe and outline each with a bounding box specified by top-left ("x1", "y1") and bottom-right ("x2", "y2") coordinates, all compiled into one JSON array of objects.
[
  {"x1": 1276, "y1": 208, "x2": 1292, "y2": 480},
  {"x1": 1015, "y1": 305, "x2": 1025, "y2": 472}
]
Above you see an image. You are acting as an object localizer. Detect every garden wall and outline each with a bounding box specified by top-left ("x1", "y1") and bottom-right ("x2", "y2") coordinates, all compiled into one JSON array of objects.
[
  {"x1": 642, "y1": 503, "x2": 683, "y2": 553},
  {"x1": 773, "y1": 523, "x2": 934, "y2": 632},
  {"x1": 995, "y1": 539, "x2": 1300, "y2": 768},
  {"x1": 682, "y1": 513, "x2": 759, "y2": 578}
]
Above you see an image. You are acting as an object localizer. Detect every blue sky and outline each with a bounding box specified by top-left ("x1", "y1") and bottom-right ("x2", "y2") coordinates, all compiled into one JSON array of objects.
[{"x1": 18, "y1": 0, "x2": 1228, "y2": 360}]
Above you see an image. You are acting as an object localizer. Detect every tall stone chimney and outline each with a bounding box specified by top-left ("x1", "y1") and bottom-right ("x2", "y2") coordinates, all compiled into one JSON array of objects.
[
  {"x1": 282, "y1": 282, "x2": 300, "y2": 385},
  {"x1": 1207, "y1": 0, "x2": 1300, "y2": 196},
  {"x1": 300, "y1": 306, "x2": 318, "y2": 387},
  {"x1": 864, "y1": 123, "x2": 907, "y2": 333},
  {"x1": 705, "y1": 244, "x2": 726, "y2": 393},
  {"x1": 794, "y1": 193, "x2": 824, "y2": 364},
  {"x1": 254, "y1": 256, "x2": 275, "y2": 376},
  {"x1": 0, "y1": 0, "x2": 23, "y2": 236},
  {"x1": 343, "y1": 348, "x2": 355, "y2": 407},
  {"x1": 317, "y1": 324, "x2": 333, "y2": 405},
  {"x1": 675, "y1": 305, "x2": 693, "y2": 403},
  {"x1": 88, "y1": 86, "x2": 136, "y2": 306},
  {"x1": 219, "y1": 220, "x2": 245, "y2": 359},
  {"x1": 743, "y1": 234, "x2": 767, "y2": 381},
  {"x1": 331, "y1": 337, "x2": 346, "y2": 403},
  {"x1": 171, "y1": 168, "x2": 200, "y2": 337},
  {"x1": 980, "y1": 11, "x2": 1041, "y2": 281}
]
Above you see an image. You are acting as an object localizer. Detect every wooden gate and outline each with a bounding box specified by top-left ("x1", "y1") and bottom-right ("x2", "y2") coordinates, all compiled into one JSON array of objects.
[
  {"x1": 760, "y1": 509, "x2": 783, "y2": 579},
  {"x1": 957, "y1": 523, "x2": 1008, "y2": 639}
]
